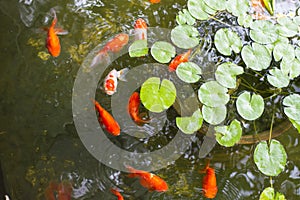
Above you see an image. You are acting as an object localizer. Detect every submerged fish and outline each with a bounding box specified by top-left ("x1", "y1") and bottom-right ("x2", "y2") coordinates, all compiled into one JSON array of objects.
[
  {"x1": 45, "y1": 181, "x2": 72, "y2": 200},
  {"x1": 200, "y1": 161, "x2": 218, "y2": 199},
  {"x1": 111, "y1": 188, "x2": 124, "y2": 200},
  {"x1": 169, "y1": 49, "x2": 191, "y2": 72},
  {"x1": 128, "y1": 92, "x2": 150, "y2": 125},
  {"x1": 134, "y1": 18, "x2": 147, "y2": 41},
  {"x1": 103, "y1": 68, "x2": 129, "y2": 95},
  {"x1": 149, "y1": 0, "x2": 161, "y2": 3}
]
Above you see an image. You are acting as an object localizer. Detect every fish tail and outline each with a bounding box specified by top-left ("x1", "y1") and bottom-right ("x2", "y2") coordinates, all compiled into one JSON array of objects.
[
  {"x1": 135, "y1": 113, "x2": 151, "y2": 124},
  {"x1": 117, "y1": 68, "x2": 129, "y2": 81},
  {"x1": 50, "y1": 8, "x2": 57, "y2": 25}
]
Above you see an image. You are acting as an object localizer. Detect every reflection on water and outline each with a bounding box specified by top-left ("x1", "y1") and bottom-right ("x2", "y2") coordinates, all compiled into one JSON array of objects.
[{"x1": 0, "y1": 0, "x2": 299, "y2": 199}]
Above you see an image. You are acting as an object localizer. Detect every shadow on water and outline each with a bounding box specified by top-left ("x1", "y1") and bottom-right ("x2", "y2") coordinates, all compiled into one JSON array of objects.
[{"x1": 0, "y1": 0, "x2": 300, "y2": 199}]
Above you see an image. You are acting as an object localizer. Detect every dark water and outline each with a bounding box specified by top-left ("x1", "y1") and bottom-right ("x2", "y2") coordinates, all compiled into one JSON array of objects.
[{"x1": 0, "y1": 0, "x2": 299, "y2": 199}]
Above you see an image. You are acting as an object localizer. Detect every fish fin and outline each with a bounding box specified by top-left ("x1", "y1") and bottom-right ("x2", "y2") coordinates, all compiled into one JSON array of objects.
[
  {"x1": 140, "y1": 178, "x2": 151, "y2": 190},
  {"x1": 117, "y1": 68, "x2": 129, "y2": 81},
  {"x1": 135, "y1": 112, "x2": 151, "y2": 124},
  {"x1": 90, "y1": 50, "x2": 109, "y2": 68},
  {"x1": 55, "y1": 28, "x2": 69, "y2": 35}
]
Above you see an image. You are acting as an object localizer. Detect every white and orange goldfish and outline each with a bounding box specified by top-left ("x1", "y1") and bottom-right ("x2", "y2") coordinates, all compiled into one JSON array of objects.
[
  {"x1": 103, "y1": 68, "x2": 129, "y2": 95},
  {"x1": 134, "y1": 18, "x2": 147, "y2": 41}
]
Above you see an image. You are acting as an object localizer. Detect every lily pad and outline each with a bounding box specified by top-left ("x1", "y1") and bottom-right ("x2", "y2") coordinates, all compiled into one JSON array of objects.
[
  {"x1": 280, "y1": 58, "x2": 300, "y2": 80},
  {"x1": 171, "y1": 25, "x2": 200, "y2": 49},
  {"x1": 214, "y1": 28, "x2": 242, "y2": 56},
  {"x1": 226, "y1": 0, "x2": 250, "y2": 17},
  {"x1": 260, "y1": 187, "x2": 286, "y2": 200},
  {"x1": 267, "y1": 68, "x2": 290, "y2": 88},
  {"x1": 176, "y1": 62, "x2": 202, "y2": 83},
  {"x1": 198, "y1": 81, "x2": 229, "y2": 107},
  {"x1": 273, "y1": 42, "x2": 295, "y2": 62},
  {"x1": 176, "y1": 108, "x2": 203, "y2": 134},
  {"x1": 236, "y1": 91, "x2": 264, "y2": 121},
  {"x1": 282, "y1": 94, "x2": 300, "y2": 121},
  {"x1": 140, "y1": 77, "x2": 176, "y2": 113},
  {"x1": 215, "y1": 62, "x2": 244, "y2": 88},
  {"x1": 289, "y1": 118, "x2": 300, "y2": 134},
  {"x1": 254, "y1": 139, "x2": 287, "y2": 176},
  {"x1": 237, "y1": 14, "x2": 253, "y2": 28},
  {"x1": 241, "y1": 43, "x2": 271, "y2": 71},
  {"x1": 176, "y1": 9, "x2": 196, "y2": 25},
  {"x1": 129, "y1": 40, "x2": 148, "y2": 57},
  {"x1": 202, "y1": 105, "x2": 227, "y2": 125},
  {"x1": 203, "y1": 0, "x2": 226, "y2": 11},
  {"x1": 215, "y1": 119, "x2": 242, "y2": 147},
  {"x1": 295, "y1": 47, "x2": 300, "y2": 60},
  {"x1": 276, "y1": 17, "x2": 299, "y2": 38},
  {"x1": 250, "y1": 20, "x2": 278, "y2": 44},
  {"x1": 151, "y1": 41, "x2": 176, "y2": 63},
  {"x1": 187, "y1": 0, "x2": 216, "y2": 20}
]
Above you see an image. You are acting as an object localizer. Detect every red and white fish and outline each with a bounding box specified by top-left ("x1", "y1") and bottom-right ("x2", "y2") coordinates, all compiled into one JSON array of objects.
[
  {"x1": 200, "y1": 161, "x2": 218, "y2": 199},
  {"x1": 111, "y1": 188, "x2": 124, "y2": 200},
  {"x1": 103, "y1": 68, "x2": 128, "y2": 95},
  {"x1": 134, "y1": 18, "x2": 147, "y2": 41},
  {"x1": 169, "y1": 49, "x2": 191, "y2": 72},
  {"x1": 45, "y1": 9, "x2": 68, "y2": 57},
  {"x1": 128, "y1": 92, "x2": 150, "y2": 125},
  {"x1": 45, "y1": 181, "x2": 72, "y2": 200},
  {"x1": 92, "y1": 99, "x2": 121, "y2": 136},
  {"x1": 126, "y1": 165, "x2": 168, "y2": 192}
]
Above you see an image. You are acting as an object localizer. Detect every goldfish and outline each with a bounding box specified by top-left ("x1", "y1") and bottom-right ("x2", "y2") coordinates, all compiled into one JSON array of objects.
[
  {"x1": 149, "y1": 0, "x2": 161, "y2": 3},
  {"x1": 45, "y1": 181, "x2": 72, "y2": 200},
  {"x1": 92, "y1": 99, "x2": 121, "y2": 136},
  {"x1": 251, "y1": 0, "x2": 270, "y2": 20},
  {"x1": 134, "y1": 18, "x2": 147, "y2": 41},
  {"x1": 91, "y1": 33, "x2": 129, "y2": 67},
  {"x1": 111, "y1": 188, "x2": 124, "y2": 200},
  {"x1": 128, "y1": 92, "x2": 150, "y2": 125},
  {"x1": 168, "y1": 49, "x2": 191, "y2": 72},
  {"x1": 103, "y1": 68, "x2": 128, "y2": 95},
  {"x1": 200, "y1": 161, "x2": 218, "y2": 199},
  {"x1": 46, "y1": 9, "x2": 68, "y2": 57},
  {"x1": 126, "y1": 165, "x2": 168, "y2": 192}
]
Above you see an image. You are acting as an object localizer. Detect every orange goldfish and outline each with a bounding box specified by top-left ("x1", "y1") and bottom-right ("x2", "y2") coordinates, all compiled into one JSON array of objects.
[
  {"x1": 92, "y1": 99, "x2": 121, "y2": 136},
  {"x1": 46, "y1": 9, "x2": 68, "y2": 57},
  {"x1": 169, "y1": 49, "x2": 191, "y2": 72},
  {"x1": 149, "y1": 0, "x2": 161, "y2": 3},
  {"x1": 200, "y1": 161, "x2": 218, "y2": 199},
  {"x1": 111, "y1": 188, "x2": 124, "y2": 200},
  {"x1": 126, "y1": 165, "x2": 168, "y2": 192},
  {"x1": 134, "y1": 18, "x2": 147, "y2": 40},
  {"x1": 128, "y1": 92, "x2": 150, "y2": 125},
  {"x1": 45, "y1": 181, "x2": 72, "y2": 200},
  {"x1": 103, "y1": 68, "x2": 128, "y2": 95}
]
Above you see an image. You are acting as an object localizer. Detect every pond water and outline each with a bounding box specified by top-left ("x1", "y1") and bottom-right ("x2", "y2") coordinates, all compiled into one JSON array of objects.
[{"x1": 0, "y1": 0, "x2": 300, "y2": 199}]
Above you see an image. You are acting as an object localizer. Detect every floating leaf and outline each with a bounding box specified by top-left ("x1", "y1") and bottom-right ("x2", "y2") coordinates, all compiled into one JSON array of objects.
[
  {"x1": 176, "y1": 9, "x2": 196, "y2": 25},
  {"x1": 260, "y1": 187, "x2": 286, "y2": 200},
  {"x1": 254, "y1": 139, "x2": 287, "y2": 176},
  {"x1": 202, "y1": 105, "x2": 227, "y2": 125},
  {"x1": 237, "y1": 14, "x2": 253, "y2": 28},
  {"x1": 151, "y1": 41, "x2": 176, "y2": 63},
  {"x1": 129, "y1": 40, "x2": 148, "y2": 57},
  {"x1": 187, "y1": 0, "x2": 216, "y2": 20},
  {"x1": 171, "y1": 25, "x2": 200, "y2": 49},
  {"x1": 289, "y1": 118, "x2": 300, "y2": 134},
  {"x1": 214, "y1": 28, "x2": 242, "y2": 56},
  {"x1": 241, "y1": 43, "x2": 271, "y2": 71},
  {"x1": 215, "y1": 119, "x2": 242, "y2": 147},
  {"x1": 295, "y1": 47, "x2": 300, "y2": 60},
  {"x1": 203, "y1": 0, "x2": 226, "y2": 11},
  {"x1": 265, "y1": 36, "x2": 289, "y2": 53},
  {"x1": 198, "y1": 81, "x2": 229, "y2": 107},
  {"x1": 176, "y1": 62, "x2": 202, "y2": 83},
  {"x1": 250, "y1": 20, "x2": 278, "y2": 44},
  {"x1": 273, "y1": 42, "x2": 295, "y2": 62},
  {"x1": 140, "y1": 77, "x2": 176, "y2": 113},
  {"x1": 267, "y1": 68, "x2": 290, "y2": 88},
  {"x1": 236, "y1": 91, "x2": 264, "y2": 120},
  {"x1": 280, "y1": 58, "x2": 300, "y2": 79},
  {"x1": 176, "y1": 108, "x2": 203, "y2": 134},
  {"x1": 276, "y1": 17, "x2": 298, "y2": 38},
  {"x1": 215, "y1": 62, "x2": 244, "y2": 88},
  {"x1": 226, "y1": 0, "x2": 250, "y2": 17},
  {"x1": 283, "y1": 94, "x2": 300, "y2": 121}
]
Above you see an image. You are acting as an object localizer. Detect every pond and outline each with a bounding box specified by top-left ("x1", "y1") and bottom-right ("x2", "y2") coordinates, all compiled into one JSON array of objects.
[{"x1": 0, "y1": 0, "x2": 300, "y2": 199}]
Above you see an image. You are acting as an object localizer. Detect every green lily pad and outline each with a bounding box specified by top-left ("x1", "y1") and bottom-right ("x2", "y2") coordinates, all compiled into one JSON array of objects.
[
  {"x1": 214, "y1": 28, "x2": 242, "y2": 56},
  {"x1": 215, "y1": 119, "x2": 242, "y2": 147},
  {"x1": 187, "y1": 0, "x2": 216, "y2": 20},
  {"x1": 276, "y1": 17, "x2": 299, "y2": 38},
  {"x1": 176, "y1": 108, "x2": 203, "y2": 134},
  {"x1": 237, "y1": 14, "x2": 253, "y2": 28},
  {"x1": 203, "y1": 0, "x2": 226, "y2": 11},
  {"x1": 241, "y1": 43, "x2": 271, "y2": 71},
  {"x1": 151, "y1": 41, "x2": 176, "y2": 63},
  {"x1": 171, "y1": 25, "x2": 200, "y2": 49},
  {"x1": 202, "y1": 105, "x2": 227, "y2": 125},
  {"x1": 289, "y1": 118, "x2": 300, "y2": 134},
  {"x1": 176, "y1": 62, "x2": 202, "y2": 83},
  {"x1": 295, "y1": 47, "x2": 300, "y2": 60},
  {"x1": 129, "y1": 40, "x2": 148, "y2": 57},
  {"x1": 283, "y1": 94, "x2": 300, "y2": 121},
  {"x1": 250, "y1": 20, "x2": 278, "y2": 44},
  {"x1": 265, "y1": 36, "x2": 289, "y2": 53},
  {"x1": 273, "y1": 42, "x2": 295, "y2": 62},
  {"x1": 267, "y1": 68, "x2": 290, "y2": 88},
  {"x1": 260, "y1": 187, "x2": 286, "y2": 200},
  {"x1": 254, "y1": 139, "x2": 287, "y2": 176},
  {"x1": 226, "y1": 0, "x2": 250, "y2": 17},
  {"x1": 280, "y1": 58, "x2": 300, "y2": 79},
  {"x1": 176, "y1": 9, "x2": 196, "y2": 25},
  {"x1": 236, "y1": 91, "x2": 264, "y2": 121},
  {"x1": 140, "y1": 77, "x2": 176, "y2": 113},
  {"x1": 215, "y1": 62, "x2": 244, "y2": 88},
  {"x1": 198, "y1": 81, "x2": 229, "y2": 107}
]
